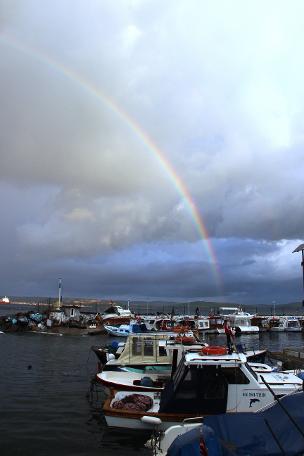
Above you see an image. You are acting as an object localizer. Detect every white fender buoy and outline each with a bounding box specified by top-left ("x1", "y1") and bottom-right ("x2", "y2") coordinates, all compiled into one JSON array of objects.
[{"x1": 141, "y1": 416, "x2": 162, "y2": 426}]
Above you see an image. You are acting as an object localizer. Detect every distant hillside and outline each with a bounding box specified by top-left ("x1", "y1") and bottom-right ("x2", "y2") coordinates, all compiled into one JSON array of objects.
[{"x1": 9, "y1": 296, "x2": 304, "y2": 315}]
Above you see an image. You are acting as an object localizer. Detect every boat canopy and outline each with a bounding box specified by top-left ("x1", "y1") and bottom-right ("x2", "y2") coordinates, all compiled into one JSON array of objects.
[
  {"x1": 203, "y1": 391, "x2": 304, "y2": 455},
  {"x1": 167, "y1": 391, "x2": 304, "y2": 456},
  {"x1": 117, "y1": 334, "x2": 172, "y2": 365}
]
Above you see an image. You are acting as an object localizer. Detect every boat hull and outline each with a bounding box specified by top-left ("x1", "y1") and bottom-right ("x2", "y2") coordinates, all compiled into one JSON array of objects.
[{"x1": 104, "y1": 402, "x2": 205, "y2": 431}]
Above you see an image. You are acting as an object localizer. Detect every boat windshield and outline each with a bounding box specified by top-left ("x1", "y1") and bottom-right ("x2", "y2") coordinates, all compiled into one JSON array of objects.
[
  {"x1": 172, "y1": 355, "x2": 188, "y2": 391},
  {"x1": 288, "y1": 321, "x2": 299, "y2": 327}
]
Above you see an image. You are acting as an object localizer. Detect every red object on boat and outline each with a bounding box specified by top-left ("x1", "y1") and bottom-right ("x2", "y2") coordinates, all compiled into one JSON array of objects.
[
  {"x1": 175, "y1": 336, "x2": 196, "y2": 344},
  {"x1": 173, "y1": 325, "x2": 190, "y2": 333},
  {"x1": 111, "y1": 394, "x2": 153, "y2": 412},
  {"x1": 201, "y1": 346, "x2": 227, "y2": 356}
]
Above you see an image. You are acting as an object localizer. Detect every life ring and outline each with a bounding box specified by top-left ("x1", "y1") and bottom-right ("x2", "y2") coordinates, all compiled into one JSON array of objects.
[
  {"x1": 175, "y1": 336, "x2": 196, "y2": 344},
  {"x1": 201, "y1": 346, "x2": 227, "y2": 356}
]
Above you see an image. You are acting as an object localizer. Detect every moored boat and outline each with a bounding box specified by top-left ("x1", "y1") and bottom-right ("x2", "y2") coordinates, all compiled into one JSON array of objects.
[
  {"x1": 103, "y1": 349, "x2": 302, "y2": 430},
  {"x1": 268, "y1": 316, "x2": 302, "y2": 332},
  {"x1": 104, "y1": 321, "x2": 149, "y2": 337},
  {"x1": 227, "y1": 310, "x2": 259, "y2": 334},
  {"x1": 285, "y1": 316, "x2": 302, "y2": 332},
  {"x1": 101, "y1": 303, "x2": 134, "y2": 326}
]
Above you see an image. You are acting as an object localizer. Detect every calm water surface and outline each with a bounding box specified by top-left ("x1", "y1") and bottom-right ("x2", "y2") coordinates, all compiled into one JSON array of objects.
[{"x1": 1, "y1": 305, "x2": 304, "y2": 455}]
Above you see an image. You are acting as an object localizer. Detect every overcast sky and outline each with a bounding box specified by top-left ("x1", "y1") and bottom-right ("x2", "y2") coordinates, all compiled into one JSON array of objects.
[{"x1": 1, "y1": 0, "x2": 304, "y2": 304}]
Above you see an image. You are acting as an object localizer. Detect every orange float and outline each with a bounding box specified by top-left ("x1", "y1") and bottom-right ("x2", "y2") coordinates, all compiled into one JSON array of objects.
[{"x1": 201, "y1": 346, "x2": 227, "y2": 356}]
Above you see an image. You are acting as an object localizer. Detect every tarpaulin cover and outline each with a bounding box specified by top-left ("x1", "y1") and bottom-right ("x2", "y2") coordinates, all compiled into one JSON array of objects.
[
  {"x1": 204, "y1": 391, "x2": 304, "y2": 455},
  {"x1": 167, "y1": 392, "x2": 304, "y2": 456},
  {"x1": 167, "y1": 426, "x2": 222, "y2": 456},
  {"x1": 167, "y1": 427, "x2": 201, "y2": 456}
]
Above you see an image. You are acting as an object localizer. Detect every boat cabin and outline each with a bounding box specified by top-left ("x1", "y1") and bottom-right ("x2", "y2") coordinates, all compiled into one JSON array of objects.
[
  {"x1": 285, "y1": 317, "x2": 302, "y2": 331},
  {"x1": 228, "y1": 311, "x2": 259, "y2": 334},
  {"x1": 175, "y1": 317, "x2": 210, "y2": 332},
  {"x1": 158, "y1": 351, "x2": 303, "y2": 414},
  {"x1": 103, "y1": 334, "x2": 172, "y2": 371}
]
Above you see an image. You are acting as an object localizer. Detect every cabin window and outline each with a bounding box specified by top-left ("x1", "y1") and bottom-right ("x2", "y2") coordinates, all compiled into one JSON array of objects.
[
  {"x1": 71, "y1": 308, "x2": 75, "y2": 317},
  {"x1": 158, "y1": 346, "x2": 167, "y2": 357},
  {"x1": 132, "y1": 338, "x2": 154, "y2": 356},
  {"x1": 143, "y1": 339, "x2": 154, "y2": 356},
  {"x1": 288, "y1": 321, "x2": 299, "y2": 327},
  {"x1": 174, "y1": 368, "x2": 197, "y2": 400},
  {"x1": 132, "y1": 337, "x2": 142, "y2": 356},
  {"x1": 221, "y1": 366, "x2": 250, "y2": 384}
]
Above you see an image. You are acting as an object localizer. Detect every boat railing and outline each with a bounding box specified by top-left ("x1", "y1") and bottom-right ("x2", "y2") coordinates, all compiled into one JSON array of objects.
[{"x1": 182, "y1": 416, "x2": 204, "y2": 424}]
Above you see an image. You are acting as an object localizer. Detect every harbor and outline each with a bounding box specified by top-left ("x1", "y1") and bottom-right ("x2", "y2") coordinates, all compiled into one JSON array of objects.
[{"x1": 1, "y1": 301, "x2": 304, "y2": 455}]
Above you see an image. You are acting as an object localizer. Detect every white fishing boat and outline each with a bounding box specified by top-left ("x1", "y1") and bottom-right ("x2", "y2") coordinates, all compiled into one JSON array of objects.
[
  {"x1": 101, "y1": 304, "x2": 134, "y2": 325},
  {"x1": 269, "y1": 316, "x2": 302, "y2": 332},
  {"x1": 97, "y1": 359, "x2": 271, "y2": 394},
  {"x1": 175, "y1": 316, "x2": 210, "y2": 333},
  {"x1": 268, "y1": 316, "x2": 286, "y2": 332},
  {"x1": 103, "y1": 348, "x2": 302, "y2": 430},
  {"x1": 140, "y1": 315, "x2": 210, "y2": 333},
  {"x1": 96, "y1": 334, "x2": 206, "y2": 393},
  {"x1": 0, "y1": 296, "x2": 10, "y2": 304},
  {"x1": 227, "y1": 310, "x2": 259, "y2": 334},
  {"x1": 285, "y1": 316, "x2": 302, "y2": 332},
  {"x1": 96, "y1": 333, "x2": 200, "y2": 366}
]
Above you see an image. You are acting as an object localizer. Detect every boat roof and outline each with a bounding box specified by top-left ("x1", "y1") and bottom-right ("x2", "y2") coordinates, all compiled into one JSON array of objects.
[
  {"x1": 184, "y1": 351, "x2": 247, "y2": 365},
  {"x1": 116, "y1": 334, "x2": 172, "y2": 365}
]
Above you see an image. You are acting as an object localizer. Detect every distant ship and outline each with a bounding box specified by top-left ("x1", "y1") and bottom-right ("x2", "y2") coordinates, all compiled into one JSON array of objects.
[{"x1": 0, "y1": 296, "x2": 10, "y2": 304}]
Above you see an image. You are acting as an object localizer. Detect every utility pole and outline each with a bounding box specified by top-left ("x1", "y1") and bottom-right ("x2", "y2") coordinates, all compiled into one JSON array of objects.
[
  {"x1": 292, "y1": 244, "x2": 304, "y2": 306},
  {"x1": 58, "y1": 278, "x2": 62, "y2": 306}
]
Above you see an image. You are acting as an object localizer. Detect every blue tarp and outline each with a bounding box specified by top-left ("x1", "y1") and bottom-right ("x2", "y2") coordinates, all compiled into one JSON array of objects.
[
  {"x1": 167, "y1": 392, "x2": 304, "y2": 456},
  {"x1": 167, "y1": 427, "x2": 201, "y2": 456},
  {"x1": 204, "y1": 391, "x2": 304, "y2": 456},
  {"x1": 167, "y1": 426, "x2": 222, "y2": 456}
]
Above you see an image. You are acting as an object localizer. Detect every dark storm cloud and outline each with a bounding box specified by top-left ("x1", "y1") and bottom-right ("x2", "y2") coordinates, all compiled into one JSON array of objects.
[{"x1": 1, "y1": 0, "x2": 304, "y2": 302}]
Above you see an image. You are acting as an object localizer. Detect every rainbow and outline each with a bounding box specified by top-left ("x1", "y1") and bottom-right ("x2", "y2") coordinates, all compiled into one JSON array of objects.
[{"x1": 0, "y1": 33, "x2": 221, "y2": 290}]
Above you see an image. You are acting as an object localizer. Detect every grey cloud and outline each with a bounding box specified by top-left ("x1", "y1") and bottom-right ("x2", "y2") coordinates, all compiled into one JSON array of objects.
[{"x1": 1, "y1": 1, "x2": 304, "y2": 301}]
